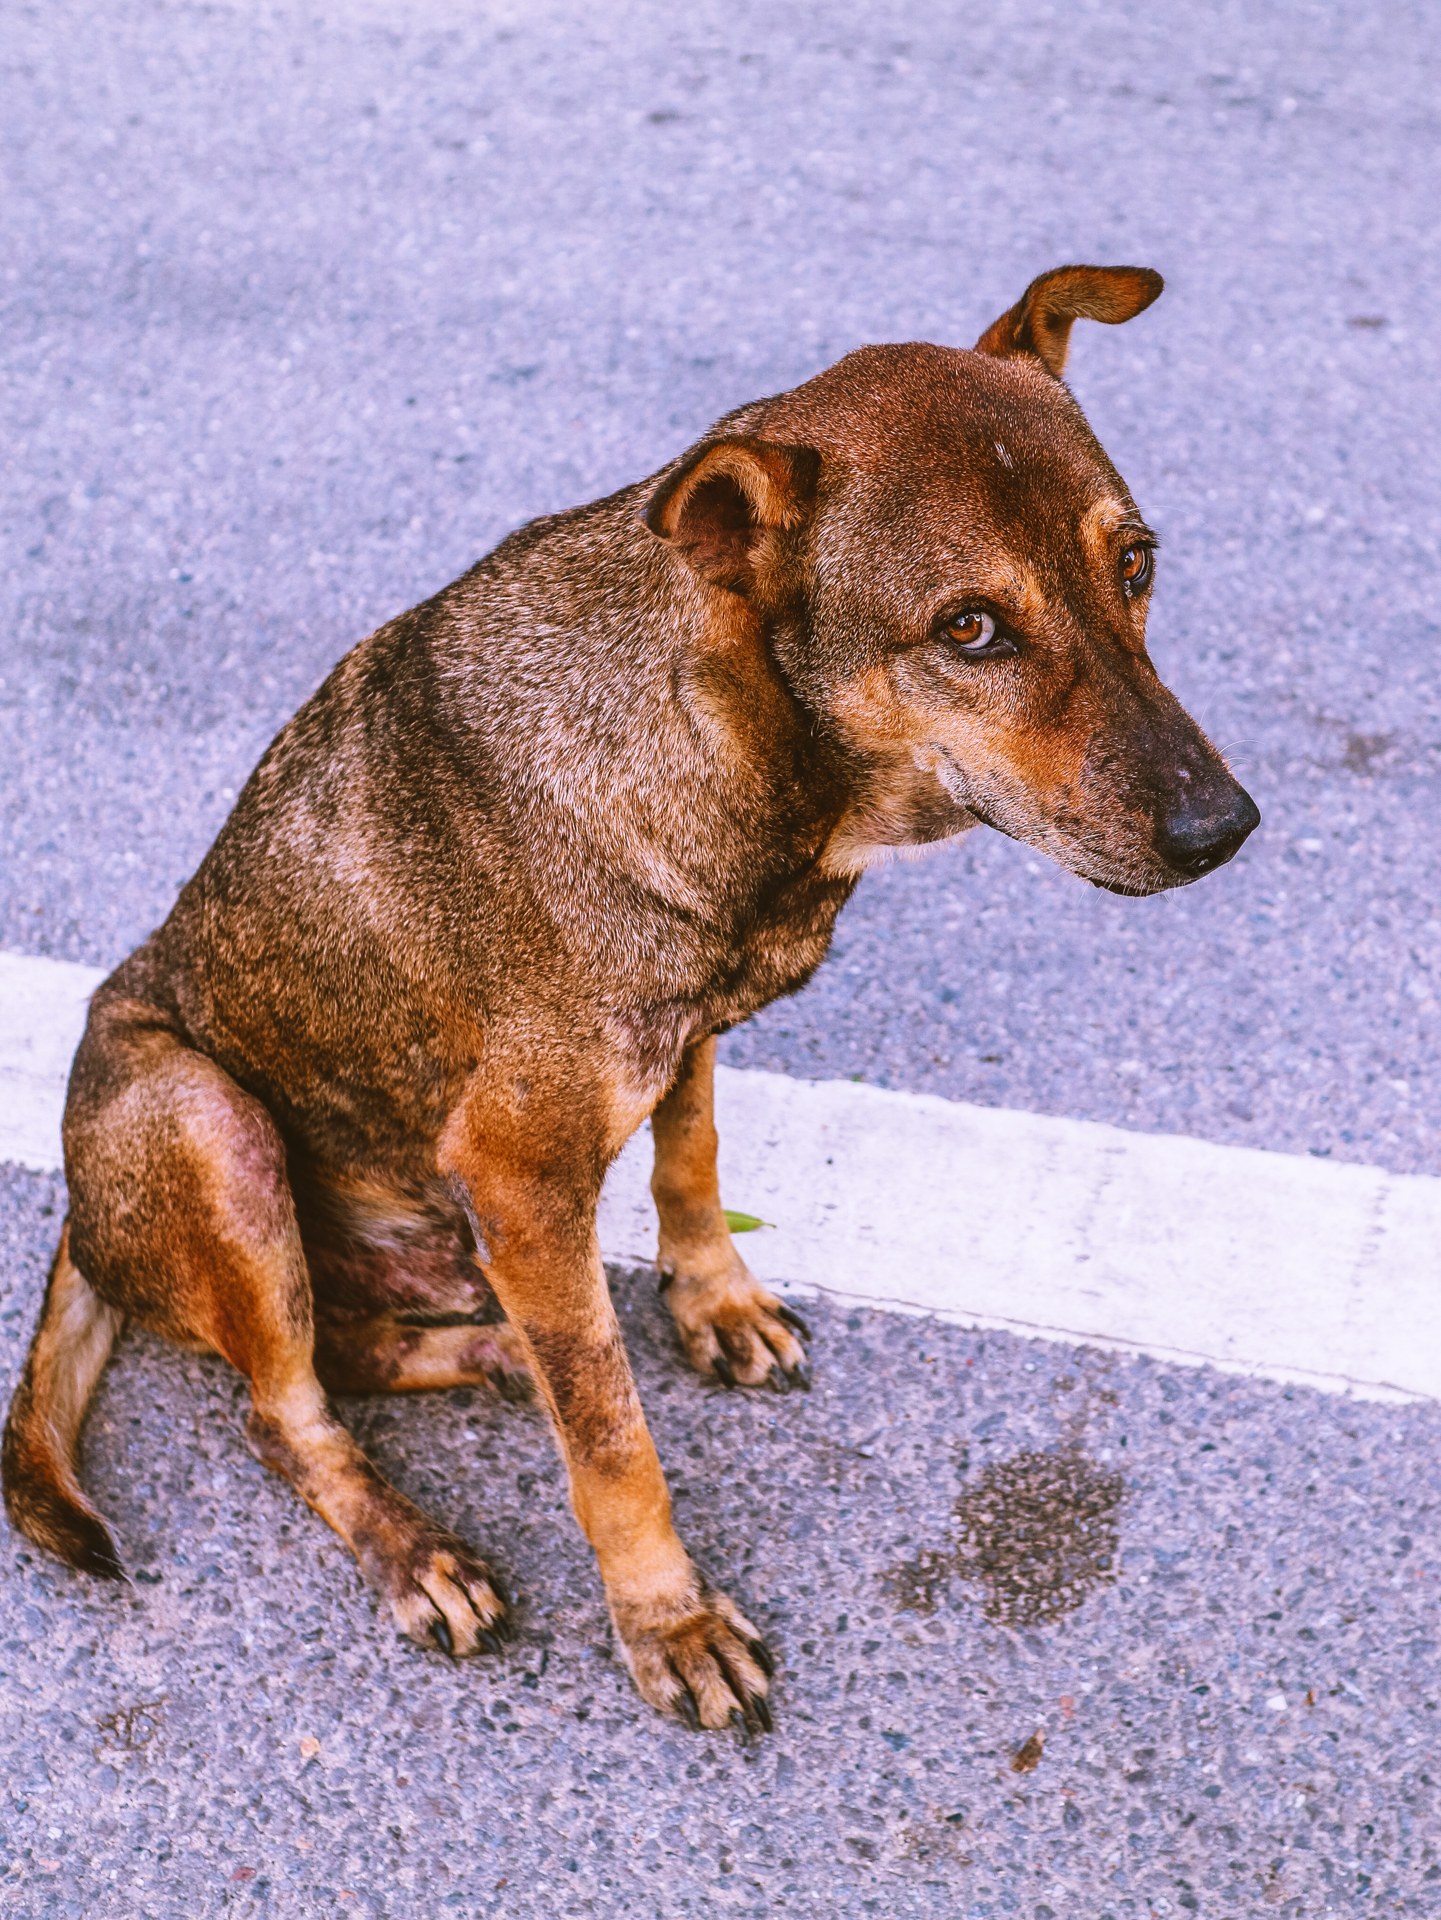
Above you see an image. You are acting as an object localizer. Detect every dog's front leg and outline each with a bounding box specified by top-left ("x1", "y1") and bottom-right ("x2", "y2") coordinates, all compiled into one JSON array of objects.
[
  {"x1": 444, "y1": 1112, "x2": 772, "y2": 1730},
  {"x1": 652, "y1": 1036, "x2": 810, "y2": 1389}
]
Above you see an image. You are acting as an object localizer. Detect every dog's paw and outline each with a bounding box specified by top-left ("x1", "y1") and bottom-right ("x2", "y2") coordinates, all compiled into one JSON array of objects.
[
  {"x1": 463, "y1": 1322, "x2": 535, "y2": 1403},
  {"x1": 370, "y1": 1527, "x2": 510, "y2": 1657},
  {"x1": 612, "y1": 1580, "x2": 774, "y2": 1732},
  {"x1": 661, "y1": 1255, "x2": 811, "y2": 1390}
]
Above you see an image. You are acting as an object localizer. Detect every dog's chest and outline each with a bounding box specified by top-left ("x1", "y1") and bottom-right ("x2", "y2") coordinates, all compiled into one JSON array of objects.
[
  {"x1": 694, "y1": 866, "x2": 854, "y2": 1028},
  {"x1": 603, "y1": 866, "x2": 849, "y2": 1089}
]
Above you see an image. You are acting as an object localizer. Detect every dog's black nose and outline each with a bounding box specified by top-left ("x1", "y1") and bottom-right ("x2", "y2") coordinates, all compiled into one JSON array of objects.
[{"x1": 1155, "y1": 786, "x2": 1261, "y2": 878}]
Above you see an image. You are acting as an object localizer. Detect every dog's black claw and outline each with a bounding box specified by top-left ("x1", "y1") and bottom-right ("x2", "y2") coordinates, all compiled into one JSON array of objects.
[
  {"x1": 489, "y1": 1577, "x2": 511, "y2": 1614},
  {"x1": 677, "y1": 1688, "x2": 701, "y2": 1730},
  {"x1": 752, "y1": 1691, "x2": 773, "y2": 1734},
  {"x1": 767, "y1": 1364, "x2": 790, "y2": 1395},
  {"x1": 713, "y1": 1353, "x2": 738, "y2": 1389},
  {"x1": 489, "y1": 1366, "x2": 530, "y2": 1404},
  {"x1": 478, "y1": 1628, "x2": 503, "y2": 1657},
  {"x1": 431, "y1": 1616, "x2": 455, "y2": 1657},
  {"x1": 786, "y1": 1360, "x2": 811, "y2": 1392},
  {"x1": 777, "y1": 1305, "x2": 812, "y2": 1341},
  {"x1": 748, "y1": 1637, "x2": 775, "y2": 1678},
  {"x1": 730, "y1": 1706, "x2": 750, "y2": 1742}
]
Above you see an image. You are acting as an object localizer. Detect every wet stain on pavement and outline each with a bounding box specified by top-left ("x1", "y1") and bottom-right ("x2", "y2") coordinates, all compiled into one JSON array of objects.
[{"x1": 892, "y1": 1446, "x2": 1125, "y2": 1626}]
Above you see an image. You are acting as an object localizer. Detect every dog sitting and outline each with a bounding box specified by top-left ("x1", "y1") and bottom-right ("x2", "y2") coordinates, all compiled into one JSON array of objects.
[{"x1": 3, "y1": 265, "x2": 1258, "y2": 1732}]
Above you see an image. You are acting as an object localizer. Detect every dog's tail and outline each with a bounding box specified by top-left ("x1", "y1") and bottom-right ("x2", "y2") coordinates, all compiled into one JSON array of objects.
[{"x1": 2, "y1": 1220, "x2": 126, "y2": 1578}]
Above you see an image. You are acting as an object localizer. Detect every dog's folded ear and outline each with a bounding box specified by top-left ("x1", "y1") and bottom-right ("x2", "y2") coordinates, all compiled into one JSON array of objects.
[
  {"x1": 975, "y1": 265, "x2": 1163, "y2": 378},
  {"x1": 641, "y1": 438, "x2": 821, "y2": 593}
]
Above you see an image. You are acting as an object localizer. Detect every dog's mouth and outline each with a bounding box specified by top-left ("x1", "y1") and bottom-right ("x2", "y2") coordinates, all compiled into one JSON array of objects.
[
  {"x1": 929, "y1": 744, "x2": 1257, "y2": 898},
  {"x1": 1085, "y1": 869, "x2": 1163, "y2": 899}
]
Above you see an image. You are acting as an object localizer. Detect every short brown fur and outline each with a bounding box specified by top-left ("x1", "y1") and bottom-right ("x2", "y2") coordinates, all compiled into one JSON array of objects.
[{"x1": 2, "y1": 266, "x2": 1256, "y2": 1729}]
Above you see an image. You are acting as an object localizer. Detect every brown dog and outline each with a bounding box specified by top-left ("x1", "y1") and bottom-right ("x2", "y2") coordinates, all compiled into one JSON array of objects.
[{"x1": 3, "y1": 265, "x2": 1258, "y2": 1731}]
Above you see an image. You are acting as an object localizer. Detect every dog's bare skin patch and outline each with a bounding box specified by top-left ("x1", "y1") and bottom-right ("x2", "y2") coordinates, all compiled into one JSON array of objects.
[
  {"x1": 3, "y1": 264, "x2": 1257, "y2": 1731},
  {"x1": 313, "y1": 1316, "x2": 532, "y2": 1400}
]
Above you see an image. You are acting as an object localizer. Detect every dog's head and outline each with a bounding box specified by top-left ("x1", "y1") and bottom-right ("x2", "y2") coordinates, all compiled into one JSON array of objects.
[{"x1": 642, "y1": 265, "x2": 1259, "y2": 896}]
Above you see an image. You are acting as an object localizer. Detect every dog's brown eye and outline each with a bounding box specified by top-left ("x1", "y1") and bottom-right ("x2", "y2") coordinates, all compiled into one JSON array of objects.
[
  {"x1": 1120, "y1": 545, "x2": 1154, "y2": 593},
  {"x1": 941, "y1": 610, "x2": 1011, "y2": 658}
]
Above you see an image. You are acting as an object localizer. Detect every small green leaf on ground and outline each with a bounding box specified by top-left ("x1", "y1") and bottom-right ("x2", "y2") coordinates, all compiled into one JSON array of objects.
[{"x1": 723, "y1": 1209, "x2": 772, "y2": 1233}]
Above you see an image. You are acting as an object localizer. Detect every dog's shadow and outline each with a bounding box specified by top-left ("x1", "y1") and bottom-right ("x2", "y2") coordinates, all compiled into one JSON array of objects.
[{"x1": 58, "y1": 1263, "x2": 822, "y2": 1658}]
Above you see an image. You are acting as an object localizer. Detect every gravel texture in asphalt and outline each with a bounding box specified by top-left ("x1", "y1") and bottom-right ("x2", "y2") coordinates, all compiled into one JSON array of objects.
[
  {"x1": 4, "y1": 0, "x2": 1439, "y2": 1170},
  {"x1": 3, "y1": 1, "x2": 1439, "y2": 1914},
  {"x1": 3, "y1": 1170, "x2": 1439, "y2": 1917}
]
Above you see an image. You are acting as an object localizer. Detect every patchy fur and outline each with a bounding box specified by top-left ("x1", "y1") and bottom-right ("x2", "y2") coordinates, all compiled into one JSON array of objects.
[{"x1": 2, "y1": 264, "x2": 1256, "y2": 1731}]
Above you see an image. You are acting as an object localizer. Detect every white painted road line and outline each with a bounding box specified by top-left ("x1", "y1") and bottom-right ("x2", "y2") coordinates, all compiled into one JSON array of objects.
[
  {"x1": 4, "y1": 949, "x2": 1439, "y2": 1401},
  {"x1": 600, "y1": 1073, "x2": 1441, "y2": 1403},
  {"x1": 0, "y1": 952, "x2": 105, "y2": 1172}
]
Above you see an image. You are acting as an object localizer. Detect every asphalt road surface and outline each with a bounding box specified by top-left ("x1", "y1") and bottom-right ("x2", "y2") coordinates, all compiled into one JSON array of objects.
[{"x1": 2, "y1": 2, "x2": 1439, "y2": 1915}]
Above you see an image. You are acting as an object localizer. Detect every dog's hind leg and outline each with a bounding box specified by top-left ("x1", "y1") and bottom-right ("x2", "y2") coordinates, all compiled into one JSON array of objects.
[
  {"x1": 650, "y1": 1037, "x2": 810, "y2": 1390},
  {"x1": 49, "y1": 993, "x2": 508, "y2": 1656},
  {"x1": 313, "y1": 1315, "x2": 532, "y2": 1401}
]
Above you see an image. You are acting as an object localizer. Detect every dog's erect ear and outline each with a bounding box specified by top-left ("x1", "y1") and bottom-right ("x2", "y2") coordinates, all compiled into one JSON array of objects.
[
  {"x1": 641, "y1": 438, "x2": 821, "y2": 592},
  {"x1": 974, "y1": 265, "x2": 1163, "y2": 378}
]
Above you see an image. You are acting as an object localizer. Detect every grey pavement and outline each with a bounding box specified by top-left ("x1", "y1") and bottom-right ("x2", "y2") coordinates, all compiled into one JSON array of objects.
[
  {"x1": 2, "y1": 1, "x2": 1440, "y2": 1914},
  {"x1": 4, "y1": 1168, "x2": 1440, "y2": 1918}
]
